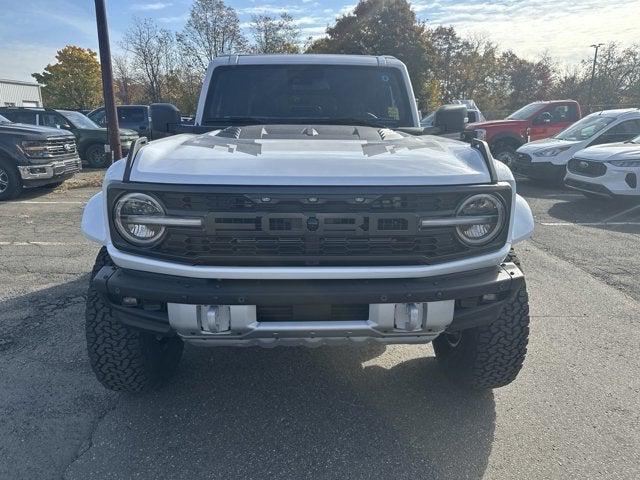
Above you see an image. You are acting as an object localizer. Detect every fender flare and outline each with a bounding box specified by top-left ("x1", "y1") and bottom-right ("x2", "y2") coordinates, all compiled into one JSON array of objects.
[
  {"x1": 81, "y1": 192, "x2": 108, "y2": 244},
  {"x1": 510, "y1": 193, "x2": 534, "y2": 245}
]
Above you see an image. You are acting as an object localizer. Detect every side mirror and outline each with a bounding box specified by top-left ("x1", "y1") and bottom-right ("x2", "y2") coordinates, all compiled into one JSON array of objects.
[
  {"x1": 434, "y1": 104, "x2": 468, "y2": 134},
  {"x1": 150, "y1": 103, "x2": 181, "y2": 139}
]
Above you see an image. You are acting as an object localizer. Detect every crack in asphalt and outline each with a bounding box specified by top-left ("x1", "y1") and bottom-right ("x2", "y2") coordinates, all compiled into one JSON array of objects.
[{"x1": 61, "y1": 400, "x2": 119, "y2": 480}]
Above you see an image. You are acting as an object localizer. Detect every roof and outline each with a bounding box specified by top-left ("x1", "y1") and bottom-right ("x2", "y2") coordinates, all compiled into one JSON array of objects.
[
  {"x1": 586, "y1": 108, "x2": 640, "y2": 117},
  {"x1": 0, "y1": 78, "x2": 41, "y2": 87},
  {"x1": 212, "y1": 54, "x2": 404, "y2": 68}
]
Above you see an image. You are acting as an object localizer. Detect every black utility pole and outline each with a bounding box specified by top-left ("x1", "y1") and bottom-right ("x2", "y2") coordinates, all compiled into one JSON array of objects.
[
  {"x1": 94, "y1": 0, "x2": 122, "y2": 163},
  {"x1": 587, "y1": 43, "x2": 604, "y2": 113}
]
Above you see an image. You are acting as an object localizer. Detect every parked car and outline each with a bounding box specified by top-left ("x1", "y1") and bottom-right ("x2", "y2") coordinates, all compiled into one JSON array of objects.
[
  {"x1": 88, "y1": 105, "x2": 150, "y2": 139},
  {"x1": 0, "y1": 107, "x2": 139, "y2": 168},
  {"x1": 88, "y1": 104, "x2": 180, "y2": 140},
  {"x1": 81, "y1": 54, "x2": 534, "y2": 393},
  {"x1": 514, "y1": 109, "x2": 640, "y2": 183},
  {"x1": 564, "y1": 133, "x2": 640, "y2": 198},
  {"x1": 0, "y1": 113, "x2": 81, "y2": 200},
  {"x1": 462, "y1": 100, "x2": 582, "y2": 164}
]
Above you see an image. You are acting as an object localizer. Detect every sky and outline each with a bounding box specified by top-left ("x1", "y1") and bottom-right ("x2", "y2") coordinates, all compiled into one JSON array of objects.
[{"x1": 1, "y1": 0, "x2": 639, "y2": 82}]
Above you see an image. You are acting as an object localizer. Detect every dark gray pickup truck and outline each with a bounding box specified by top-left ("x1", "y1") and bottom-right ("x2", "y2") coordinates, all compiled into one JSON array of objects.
[{"x1": 0, "y1": 113, "x2": 81, "y2": 200}]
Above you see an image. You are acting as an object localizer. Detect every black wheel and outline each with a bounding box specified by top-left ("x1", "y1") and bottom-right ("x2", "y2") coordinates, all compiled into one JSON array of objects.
[
  {"x1": 84, "y1": 143, "x2": 109, "y2": 168},
  {"x1": 85, "y1": 247, "x2": 183, "y2": 392},
  {"x1": 492, "y1": 143, "x2": 519, "y2": 166},
  {"x1": 434, "y1": 252, "x2": 529, "y2": 390},
  {"x1": 0, "y1": 160, "x2": 23, "y2": 200}
]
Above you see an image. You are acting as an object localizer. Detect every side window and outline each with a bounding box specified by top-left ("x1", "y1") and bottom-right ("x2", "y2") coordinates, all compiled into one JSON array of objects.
[
  {"x1": 119, "y1": 107, "x2": 146, "y2": 124},
  {"x1": 90, "y1": 109, "x2": 107, "y2": 126},
  {"x1": 40, "y1": 112, "x2": 72, "y2": 129},
  {"x1": 594, "y1": 119, "x2": 640, "y2": 145},
  {"x1": 546, "y1": 105, "x2": 570, "y2": 124},
  {"x1": 7, "y1": 111, "x2": 37, "y2": 124}
]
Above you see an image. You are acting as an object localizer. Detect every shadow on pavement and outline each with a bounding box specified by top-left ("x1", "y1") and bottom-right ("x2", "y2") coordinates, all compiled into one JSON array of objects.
[
  {"x1": 0, "y1": 278, "x2": 497, "y2": 480},
  {"x1": 69, "y1": 344, "x2": 496, "y2": 480}
]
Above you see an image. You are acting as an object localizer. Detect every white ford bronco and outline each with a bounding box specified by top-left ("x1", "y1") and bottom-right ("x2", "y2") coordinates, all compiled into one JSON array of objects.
[{"x1": 81, "y1": 54, "x2": 534, "y2": 392}]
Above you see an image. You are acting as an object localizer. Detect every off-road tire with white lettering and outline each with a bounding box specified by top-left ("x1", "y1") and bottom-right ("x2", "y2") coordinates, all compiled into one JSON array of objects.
[{"x1": 85, "y1": 247, "x2": 183, "y2": 392}]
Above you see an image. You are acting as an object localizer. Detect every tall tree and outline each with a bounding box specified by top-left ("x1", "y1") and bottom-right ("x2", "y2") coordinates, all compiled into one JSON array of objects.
[
  {"x1": 121, "y1": 18, "x2": 176, "y2": 102},
  {"x1": 32, "y1": 46, "x2": 102, "y2": 109},
  {"x1": 251, "y1": 13, "x2": 300, "y2": 54},
  {"x1": 176, "y1": 0, "x2": 247, "y2": 71},
  {"x1": 307, "y1": 0, "x2": 430, "y2": 103}
]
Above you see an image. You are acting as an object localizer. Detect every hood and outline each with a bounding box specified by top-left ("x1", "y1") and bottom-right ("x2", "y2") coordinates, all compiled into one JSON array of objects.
[
  {"x1": 517, "y1": 137, "x2": 580, "y2": 153},
  {"x1": 577, "y1": 142, "x2": 640, "y2": 162},
  {"x1": 129, "y1": 124, "x2": 491, "y2": 186},
  {"x1": 466, "y1": 119, "x2": 527, "y2": 130},
  {"x1": 0, "y1": 121, "x2": 74, "y2": 138}
]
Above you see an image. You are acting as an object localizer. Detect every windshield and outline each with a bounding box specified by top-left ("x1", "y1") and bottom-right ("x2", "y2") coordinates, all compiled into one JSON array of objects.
[
  {"x1": 554, "y1": 115, "x2": 616, "y2": 141},
  {"x1": 0, "y1": 114, "x2": 10, "y2": 123},
  {"x1": 202, "y1": 65, "x2": 413, "y2": 128},
  {"x1": 507, "y1": 102, "x2": 544, "y2": 120},
  {"x1": 59, "y1": 110, "x2": 100, "y2": 129}
]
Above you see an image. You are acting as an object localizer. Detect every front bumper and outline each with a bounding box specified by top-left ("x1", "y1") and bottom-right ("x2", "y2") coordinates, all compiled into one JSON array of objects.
[
  {"x1": 512, "y1": 154, "x2": 565, "y2": 180},
  {"x1": 92, "y1": 262, "x2": 525, "y2": 347},
  {"x1": 18, "y1": 157, "x2": 82, "y2": 184},
  {"x1": 565, "y1": 168, "x2": 640, "y2": 198}
]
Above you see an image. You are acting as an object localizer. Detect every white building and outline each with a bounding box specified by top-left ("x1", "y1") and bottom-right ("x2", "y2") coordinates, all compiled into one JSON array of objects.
[{"x1": 0, "y1": 79, "x2": 43, "y2": 107}]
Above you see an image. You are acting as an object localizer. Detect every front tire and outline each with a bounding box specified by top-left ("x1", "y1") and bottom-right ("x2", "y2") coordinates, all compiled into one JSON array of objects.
[
  {"x1": 492, "y1": 142, "x2": 519, "y2": 166},
  {"x1": 0, "y1": 160, "x2": 23, "y2": 200},
  {"x1": 84, "y1": 143, "x2": 109, "y2": 168},
  {"x1": 434, "y1": 253, "x2": 529, "y2": 390},
  {"x1": 85, "y1": 248, "x2": 184, "y2": 392}
]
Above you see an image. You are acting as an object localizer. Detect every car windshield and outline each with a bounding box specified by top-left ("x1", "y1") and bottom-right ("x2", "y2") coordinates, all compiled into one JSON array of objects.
[
  {"x1": 59, "y1": 110, "x2": 100, "y2": 129},
  {"x1": 0, "y1": 114, "x2": 11, "y2": 123},
  {"x1": 554, "y1": 115, "x2": 616, "y2": 141},
  {"x1": 507, "y1": 103, "x2": 544, "y2": 120},
  {"x1": 202, "y1": 64, "x2": 414, "y2": 128}
]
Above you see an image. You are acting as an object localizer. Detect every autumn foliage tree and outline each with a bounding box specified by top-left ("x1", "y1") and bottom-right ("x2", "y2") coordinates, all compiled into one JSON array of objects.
[
  {"x1": 307, "y1": 0, "x2": 430, "y2": 102},
  {"x1": 32, "y1": 46, "x2": 103, "y2": 110}
]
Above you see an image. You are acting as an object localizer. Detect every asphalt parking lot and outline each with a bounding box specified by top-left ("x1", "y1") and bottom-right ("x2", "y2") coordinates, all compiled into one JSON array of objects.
[{"x1": 1, "y1": 180, "x2": 639, "y2": 480}]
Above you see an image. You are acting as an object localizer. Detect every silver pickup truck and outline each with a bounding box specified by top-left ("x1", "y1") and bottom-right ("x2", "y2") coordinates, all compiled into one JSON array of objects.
[{"x1": 81, "y1": 54, "x2": 534, "y2": 392}]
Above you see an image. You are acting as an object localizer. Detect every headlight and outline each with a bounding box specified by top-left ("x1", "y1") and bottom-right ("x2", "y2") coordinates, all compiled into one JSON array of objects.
[
  {"x1": 455, "y1": 194, "x2": 505, "y2": 245},
  {"x1": 533, "y1": 146, "x2": 571, "y2": 157},
  {"x1": 608, "y1": 159, "x2": 640, "y2": 167},
  {"x1": 474, "y1": 129, "x2": 487, "y2": 141},
  {"x1": 20, "y1": 140, "x2": 51, "y2": 158},
  {"x1": 114, "y1": 193, "x2": 166, "y2": 246}
]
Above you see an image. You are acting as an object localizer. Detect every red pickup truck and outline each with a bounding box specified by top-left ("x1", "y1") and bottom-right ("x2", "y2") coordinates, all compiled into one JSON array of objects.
[{"x1": 461, "y1": 100, "x2": 582, "y2": 164}]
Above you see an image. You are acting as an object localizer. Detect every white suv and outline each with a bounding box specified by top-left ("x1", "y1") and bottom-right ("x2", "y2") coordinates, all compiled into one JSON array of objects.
[
  {"x1": 514, "y1": 109, "x2": 640, "y2": 183},
  {"x1": 564, "y1": 134, "x2": 640, "y2": 198},
  {"x1": 81, "y1": 54, "x2": 534, "y2": 392}
]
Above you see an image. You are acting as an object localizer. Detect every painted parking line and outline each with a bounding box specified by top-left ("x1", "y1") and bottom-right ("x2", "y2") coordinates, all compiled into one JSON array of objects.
[
  {"x1": 9, "y1": 201, "x2": 86, "y2": 205},
  {"x1": 601, "y1": 203, "x2": 640, "y2": 223},
  {"x1": 540, "y1": 222, "x2": 640, "y2": 226},
  {"x1": 0, "y1": 241, "x2": 87, "y2": 246}
]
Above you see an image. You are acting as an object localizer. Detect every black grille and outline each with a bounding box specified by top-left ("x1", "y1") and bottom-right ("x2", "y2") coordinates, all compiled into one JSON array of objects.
[
  {"x1": 257, "y1": 304, "x2": 369, "y2": 322},
  {"x1": 108, "y1": 185, "x2": 511, "y2": 267},
  {"x1": 514, "y1": 153, "x2": 532, "y2": 166},
  {"x1": 567, "y1": 158, "x2": 607, "y2": 177}
]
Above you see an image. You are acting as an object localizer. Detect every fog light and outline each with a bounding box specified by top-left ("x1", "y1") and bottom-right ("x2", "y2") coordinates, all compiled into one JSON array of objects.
[
  {"x1": 199, "y1": 305, "x2": 231, "y2": 333},
  {"x1": 394, "y1": 303, "x2": 424, "y2": 332}
]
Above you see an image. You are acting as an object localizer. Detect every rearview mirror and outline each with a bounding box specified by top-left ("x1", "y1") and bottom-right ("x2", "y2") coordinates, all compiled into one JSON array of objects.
[{"x1": 150, "y1": 103, "x2": 181, "y2": 139}]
